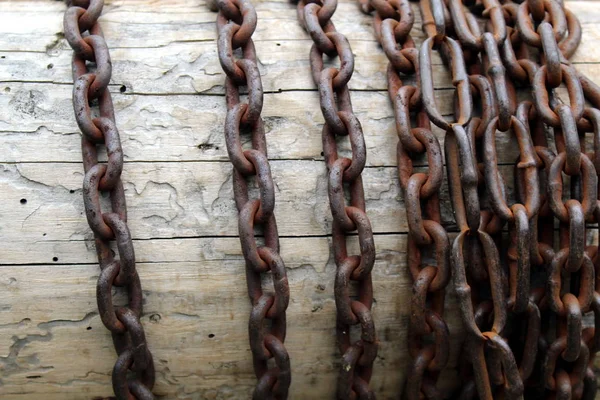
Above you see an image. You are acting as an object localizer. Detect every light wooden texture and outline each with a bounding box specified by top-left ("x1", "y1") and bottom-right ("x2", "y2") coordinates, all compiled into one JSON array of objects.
[{"x1": 0, "y1": 0, "x2": 599, "y2": 399}]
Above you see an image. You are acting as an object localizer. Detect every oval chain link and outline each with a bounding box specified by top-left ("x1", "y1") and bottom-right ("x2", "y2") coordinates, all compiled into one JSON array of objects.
[
  {"x1": 293, "y1": 0, "x2": 379, "y2": 397},
  {"x1": 358, "y1": 0, "x2": 600, "y2": 398},
  {"x1": 359, "y1": 1, "x2": 452, "y2": 398},
  {"x1": 64, "y1": 1, "x2": 156, "y2": 398},
  {"x1": 212, "y1": 0, "x2": 292, "y2": 398}
]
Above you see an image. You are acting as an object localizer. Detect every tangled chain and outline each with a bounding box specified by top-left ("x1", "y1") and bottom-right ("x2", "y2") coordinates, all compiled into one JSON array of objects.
[
  {"x1": 63, "y1": 0, "x2": 155, "y2": 399},
  {"x1": 359, "y1": 0, "x2": 600, "y2": 398},
  {"x1": 210, "y1": 0, "x2": 292, "y2": 398}
]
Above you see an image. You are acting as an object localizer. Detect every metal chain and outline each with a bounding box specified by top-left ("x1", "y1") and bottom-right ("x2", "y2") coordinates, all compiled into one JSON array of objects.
[
  {"x1": 291, "y1": 0, "x2": 379, "y2": 398},
  {"x1": 210, "y1": 0, "x2": 292, "y2": 398},
  {"x1": 359, "y1": 1, "x2": 451, "y2": 398},
  {"x1": 446, "y1": 0, "x2": 600, "y2": 398},
  {"x1": 61, "y1": 0, "x2": 600, "y2": 398},
  {"x1": 63, "y1": 1, "x2": 155, "y2": 399},
  {"x1": 503, "y1": 1, "x2": 599, "y2": 398},
  {"x1": 416, "y1": 4, "x2": 521, "y2": 398},
  {"x1": 358, "y1": 0, "x2": 600, "y2": 398}
]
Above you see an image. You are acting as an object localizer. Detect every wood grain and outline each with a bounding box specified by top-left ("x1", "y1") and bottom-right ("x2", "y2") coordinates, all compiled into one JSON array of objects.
[{"x1": 0, "y1": 0, "x2": 599, "y2": 399}]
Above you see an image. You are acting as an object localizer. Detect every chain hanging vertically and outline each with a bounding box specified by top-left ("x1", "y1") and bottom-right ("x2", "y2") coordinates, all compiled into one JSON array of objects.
[
  {"x1": 358, "y1": 1, "x2": 451, "y2": 398},
  {"x1": 60, "y1": 0, "x2": 600, "y2": 397},
  {"x1": 291, "y1": 0, "x2": 378, "y2": 397},
  {"x1": 511, "y1": 1, "x2": 599, "y2": 398},
  {"x1": 417, "y1": 2, "x2": 526, "y2": 398},
  {"x1": 63, "y1": 0, "x2": 155, "y2": 398},
  {"x1": 357, "y1": 0, "x2": 600, "y2": 398},
  {"x1": 209, "y1": 0, "x2": 292, "y2": 398}
]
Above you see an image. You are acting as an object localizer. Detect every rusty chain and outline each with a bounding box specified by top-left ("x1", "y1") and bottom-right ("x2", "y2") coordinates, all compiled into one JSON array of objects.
[
  {"x1": 418, "y1": 4, "x2": 523, "y2": 398},
  {"x1": 60, "y1": 0, "x2": 600, "y2": 397},
  {"x1": 356, "y1": 0, "x2": 600, "y2": 398},
  {"x1": 500, "y1": 1, "x2": 599, "y2": 398},
  {"x1": 360, "y1": 1, "x2": 451, "y2": 399},
  {"x1": 292, "y1": 0, "x2": 379, "y2": 397},
  {"x1": 209, "y1": 0, "x2": 292, "y2": 398},
  {"x1": 63, "y1": 0, "x2": 155, "y2": 399}
]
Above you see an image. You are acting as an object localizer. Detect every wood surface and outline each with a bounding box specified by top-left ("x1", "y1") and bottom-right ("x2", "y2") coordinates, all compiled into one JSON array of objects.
[{"x1": 0, "y1": 0, "x2": 599, "y2": 399}]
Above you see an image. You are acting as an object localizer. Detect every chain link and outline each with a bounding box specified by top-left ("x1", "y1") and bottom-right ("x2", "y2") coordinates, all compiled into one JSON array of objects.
[
  {"x1": 211, "y1": 0, "x2": 292, "y2": 398},
  {"x1": 64, "y1": 1, "x2": 155, "y2": 398},
  {"x1": 359, "y1": 1, "x2": 453, "y2": 398},
  {"x1": 292, "y1": 0, "x2": 379, "y2": 397},
  {"x1": 63, "y1": 0, "x2": 600, "y2": 397},
  {"x1": 510, "y1": 1, "x2": 599, "y2": 398},
  {"x1": 358, "y1": 0, "x2": 600, "y2": 398}
]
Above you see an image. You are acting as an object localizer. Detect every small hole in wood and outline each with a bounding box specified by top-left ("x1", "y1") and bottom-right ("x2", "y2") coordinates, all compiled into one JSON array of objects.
[
  {"x1": 86, "y1": 326, "x2": 92, "y2": 330},
  {"x1": 69, "y1": 189, "x2": 75, "y2": 194},
  {"x1": 52, "y1": 257, "x2": 58, "y2": 262},
  {"x1": 47, "y1": 63, "x2": 54, "y2": 70},
  {"x1": 320, "y1": 152, "x2": 324, "y2": 157},
  {"x1": 150, "y1": 314, "x2": 162, "y2": 323},
  {"x1": 208, "y1": 333, "x2": 215, "y2": 338},
  {"x1": 20, "y1": 198, "x2": 27, "y2": 205},
  {"x1": 120, "y1": 85, "x2": 127, "y2": 93},
  {"x1": 197, "y1": 143, "x2": 214, "y2": 151}
]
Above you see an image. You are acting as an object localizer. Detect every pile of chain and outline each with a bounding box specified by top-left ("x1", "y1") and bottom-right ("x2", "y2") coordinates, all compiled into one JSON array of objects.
[
  {"x1": 293, "y1": 0, "x2": 379, "y2": 398},
  {"x1": 210, "y1": 0, "x2": 292, "y2": 397},
  {"x1": 63, "y1": 0, "x2": 156, "y2": 399},
  {"x1": 358, "y1": 0, "x2": 600, "y2": 398}
]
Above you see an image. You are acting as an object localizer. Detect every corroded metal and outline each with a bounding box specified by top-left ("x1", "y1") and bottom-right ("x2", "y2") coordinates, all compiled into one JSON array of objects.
[
  {"x1": 293, "y1": 0, "x2": 379, "y2": 397},
  {"x1": 64, "y1": 0, "x2": 155, "y2": 398},
  {"x1": 211, "y1": 0, "x2": 292, "y2": 398},
  {"x1": 63, "y1": 0, "x2": 600, "y2": 397},
  {"x1": 359, "y1": 0, "x2": 600, "y2": 398},
  {"x1": 361, "y1": 1, "x2": 451, "y2": 398}
]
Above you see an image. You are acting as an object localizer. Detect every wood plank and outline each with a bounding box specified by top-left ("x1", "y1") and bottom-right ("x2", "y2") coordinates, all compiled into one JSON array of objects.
[
  {"x1": 5, "y1": 40, "x2": 600, "y2": 94},
  {"x1": 2, "y1": 1, "x2": 599, "y2": 57},
  {"x1": 0, "y1": 82, "x2": 454, "y2": 166},
  {"x1": 1, "y1": 83, "x2": 597, "y2": 169},
  {"x1": 0, "y1": 160, "x2": 409, "y2": 241},
  {"x1": 0, "y1": 235, "x2": 465, "y2": 399},
  {"x1": 0, "y1": 161, "x2": 525, "y2": 245},
  {"x1": 4, "y1": 82, "x2": 583, "y2": 168},
  {"x1": 2, "y1": 233, "x2": 599, "y2": 398},
  {"x1": 1, "y1": 2, "x2": 599, "y2": 93},
  {"x1": 2, "y1": 0, "x2": 599, "y2": 169}
]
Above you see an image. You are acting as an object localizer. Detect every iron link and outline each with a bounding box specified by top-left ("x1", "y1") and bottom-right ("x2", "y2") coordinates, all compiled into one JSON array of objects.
[
  {"x1": 62, "y1": 0, "x2": 600, "y2": 397},
  {"x1": 294, "y1": 0, "x2": 379, "y2": 396},
  {"x1": 64, "y1": 1, "x2": 155, "y2": 398},
  {"x1": 423, "y1": 0, "x2": 598, "y2": 397},
  {"x1": 367, "y1": 0, "x2": 600, "y2": 396},
  {"x1": 360, "y1": 0, "x2": 454, "y2": 397},
  {"x1": 212, "y1": 0, "x2": 292, "y2": 397}
]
